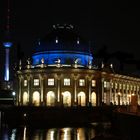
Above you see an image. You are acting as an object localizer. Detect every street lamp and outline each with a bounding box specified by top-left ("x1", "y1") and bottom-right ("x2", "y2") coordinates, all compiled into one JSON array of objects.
[
  {"x1": 12, "y1": 91, "x2": 16, "y2": 105},
  {"x1": 12, "y1": 91, "x2": 16, "y2": 96}
]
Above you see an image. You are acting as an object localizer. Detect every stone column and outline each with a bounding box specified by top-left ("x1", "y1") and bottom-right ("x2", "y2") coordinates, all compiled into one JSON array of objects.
[
  {"x1": 97, "y1": 76, "x2": 104, "y2": 106},
  {"x1": 29, "y1": 74, "x2": 33, "y2": 105},
  {"x1": 18, "y1": 76, "x2": 22, "y2": 105},
  {"x1": 27, "y1": 75, "x2": 31, "y2": 105},
  {"x1": 110, "y1": 79, "x2": 112, "y2": 104},
  {"x1": 57, "y1": 75, "x2": 61, "y2": 103},
  {"x1": 88, "y1": 78, "x2": 92, "y2": 103},
  {"x1": 39, "y1": 74, "x2": 44, "y2": 105},
  {"x1": 101, "y1": 78, "x2": 104, "y2": 104},
  {"x1": 106, "y1": 80, "x2": 111, "y2": 105},
  {"x1": 74, "y1": 75, "x2": 78, "y2": 103}
]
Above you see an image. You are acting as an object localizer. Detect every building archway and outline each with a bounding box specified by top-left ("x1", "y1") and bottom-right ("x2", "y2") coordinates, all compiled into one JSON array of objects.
[
  {"x1": 91, "y1": 92, "x2": 96, "y2": 106},
  {"x1": 23, "y1": 92, "x2": 28, "y2": 105},
  {"x1": 46, "y1": 91, "x2": 55, "y2": 106},
  {"x1": 32, "y1": 91, "x2": 40, "y2": 106},
  {"x1": 62, "y1": 91, "x2": 71, "y2": 106},
  {"x1": 78, "y1": 92, "x2": 86, "y2": 106}
]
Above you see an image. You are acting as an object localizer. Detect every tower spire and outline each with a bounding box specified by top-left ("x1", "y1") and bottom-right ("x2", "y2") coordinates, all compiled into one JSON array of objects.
[{"x1": 6, "y1": 0, "x2": 10, "y2": 35}]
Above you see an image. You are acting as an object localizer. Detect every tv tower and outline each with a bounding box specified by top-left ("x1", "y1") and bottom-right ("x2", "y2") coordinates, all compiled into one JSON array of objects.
[{"x1": 3, "y1": 0, "x2": 13, "y2": 88}]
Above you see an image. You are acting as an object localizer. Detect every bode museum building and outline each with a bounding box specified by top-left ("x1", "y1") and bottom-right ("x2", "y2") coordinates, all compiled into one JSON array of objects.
[{"x1": 16, "y1": 24, "x2": 140, "y2": 107}]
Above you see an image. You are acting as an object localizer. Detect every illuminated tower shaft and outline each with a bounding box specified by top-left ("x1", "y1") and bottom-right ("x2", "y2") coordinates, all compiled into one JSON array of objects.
[
  {"x1": 3, "y1": 42, "x2": 12, "y2": 81},
  {"x1": 5, "y1": 48, "x2": 10, "y2": 81}
]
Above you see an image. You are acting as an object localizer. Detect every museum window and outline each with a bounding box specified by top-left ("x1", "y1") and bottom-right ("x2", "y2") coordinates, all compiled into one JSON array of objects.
[
  {"x1": 79, "y1": 79, "x2": 85, "y2": 86},
  {"x1": 64, "y1": 78, "x2": 70, "y2": 86},
  {"x1": 134, "y1": 86, "x2": 136, "y2": 91},
  {"x1": 92, "y1": 80, "x2": 96, "y2": 87},
  {"x1": 34, "y1": 79, "x2": 39, "y2": 86},
  {"x1": 24, "y1": 80, "x2": 27, "y2": 87},
  {"x1": 130, "y1": 85, "x2": 133, "y2": 91},
  {"x1": 111, "y1": 82, "x2": 114, "y2": 88},
  {"x1": 137, "y1": 86, "x2": 139, "y2": 92},
  {"x1": 119, "y1": 84, "x2": 122, "y2": 89},
  {"x1": 103, "y1": 92, "x2": 107, "y2": 103},
  {"x1": 48, "y1": 78, "x2": 55, "y2": 86},
  {"x1": 127, "y1": 84, "x2": 129, "y2": 90},
  {"x1": 123, "y1": 84, "x2": 125, "y2": 90},
  {"x1": 115, "y1": 83, "x2": 117, "y2": 89}
]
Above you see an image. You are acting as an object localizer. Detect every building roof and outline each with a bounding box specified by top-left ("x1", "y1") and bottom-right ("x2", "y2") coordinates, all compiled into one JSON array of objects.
[{"x1": 34, "y1": 24, "x2": 90, "y2": 54}]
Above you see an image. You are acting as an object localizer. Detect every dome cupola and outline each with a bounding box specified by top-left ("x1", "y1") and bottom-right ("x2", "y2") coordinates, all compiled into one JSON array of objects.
[{"x1": 32, "y1": 24, "x2": 93, "y2": 67}]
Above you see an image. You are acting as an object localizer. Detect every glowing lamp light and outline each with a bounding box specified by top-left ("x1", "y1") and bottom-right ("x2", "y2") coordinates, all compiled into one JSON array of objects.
[
  {"x1": 55, "y1": 39, "x2": 58, "y2": 43},
  {"x1": 77, "y1": 40, "x2": 79, "y2": 44},
  {"x1": 12, "y1": 91, "x2": 16, "y2": 96},
  {"x1": 118, "y1": 92, "x2": 121, "y2": 96},
  {"x1": 3, "y1": 42, "x2": 13, "y2": 48},
  {"x1": 23, "y1": 113, "x2": 27, "y2": 117},
  {"x1": 110, "y1": 63, "x2": 113, "y2": 68},
  {"x1": 128, "y1": 94, "x2": 131, "y2": 97}
]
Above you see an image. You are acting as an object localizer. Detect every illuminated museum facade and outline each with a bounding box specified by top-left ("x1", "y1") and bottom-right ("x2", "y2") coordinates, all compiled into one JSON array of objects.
[{"x1": 16, "y1": 24, "x2": 140, "y2": 107}]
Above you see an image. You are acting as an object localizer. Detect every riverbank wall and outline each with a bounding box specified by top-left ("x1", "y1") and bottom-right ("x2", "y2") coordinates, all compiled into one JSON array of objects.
[{"x1": 0, "y1": 106, "x2": 114, "y2": 127}]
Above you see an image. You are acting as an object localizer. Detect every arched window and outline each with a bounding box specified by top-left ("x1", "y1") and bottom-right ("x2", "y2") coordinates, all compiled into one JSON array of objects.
[
  {"x1": 91, "y1": 92, "x2": 96, "y2": 106},
  {"x1": 23, "y1": 92, "x2": 28, "y2": 105},
  {"x1": 46, "y1": 91, "x2": 55, "y2": 106},
  {"x1": 62, "y1": 91, "x2": 71, "y2": 107},
  {"x1": 32, "y1": 91, "x2": 40, "y2": 106},
  {"x1": 78, "y1": 92, "x2": 86, "y2": 106}
]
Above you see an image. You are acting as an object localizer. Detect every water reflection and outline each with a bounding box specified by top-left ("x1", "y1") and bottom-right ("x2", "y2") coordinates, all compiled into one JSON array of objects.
[
  {"x1": 23, "y1": 126, "x2": 26, "y2": 140},
  {"x1": 77, "y1": 128, "x2": 86, "y2": 140},
  {"x1": 0, "y1": 122, "x2": 112, "y2": 140},
  {"x1": 10, "y1": 129, "x2": 16, "y2": 140},
  {"x1": 46, "y1": 129, "x2": 56, "y2": 140}
]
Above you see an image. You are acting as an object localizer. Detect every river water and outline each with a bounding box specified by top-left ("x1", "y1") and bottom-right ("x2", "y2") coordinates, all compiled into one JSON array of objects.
[{"x1": 0, "y1": 122, "x2": 126, "y2": 140}]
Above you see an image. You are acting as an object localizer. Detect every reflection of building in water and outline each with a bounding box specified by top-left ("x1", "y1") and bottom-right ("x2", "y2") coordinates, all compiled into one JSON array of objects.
[
  {"x1": 60, "y1": 128, "x2": 72, "y2": 140},
  {"x1": 1, "y1": 125, "x2": 109, "y2": 139},
  {"x1": 77, "y1": 128, "x2": 86, "y2": 140},
  {"x1": 29, "y1": 127, "x2": 95, "y2": 140},
  {"x1": 16, "y1": 24, "x2": 140, "y2": 107}
]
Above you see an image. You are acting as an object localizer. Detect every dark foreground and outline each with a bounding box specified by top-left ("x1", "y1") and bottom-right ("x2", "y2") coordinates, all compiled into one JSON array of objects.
[
  {"x1": 1, "y1": 106, "x2": 114, "y2": 127},
  {"x1": 1, "y1": 106, "x2": 140, "y2": 139},
  {"x1": 0, "y1": 122, "x2": 124, "y2": 140}
]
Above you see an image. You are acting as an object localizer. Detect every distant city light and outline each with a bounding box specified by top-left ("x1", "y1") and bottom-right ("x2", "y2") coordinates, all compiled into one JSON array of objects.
[
  {"x1": 77, "y1": 38, "x2": 80, "y2": 44},
  {"x1": 110, "y1": 63, "x2": 113, "y2": 68},
  {"x1": 38, "y1": 41, "x2": 40, "y2": 45},
  {"x1": 77, "y1": 40, "x2": 79, "y2": 44},
  {"x1": 24, "y1": 113, "x2": 27, "y2": 117},
  {"x1": 55, "y1": 36, "x2": 58, "y2": 43},
  {"x1": 55, "y1": 38, "x2": 58, "y2": 43}
]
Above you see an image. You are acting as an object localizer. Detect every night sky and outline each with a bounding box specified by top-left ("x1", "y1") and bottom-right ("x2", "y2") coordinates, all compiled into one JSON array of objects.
[{"x1": 0, "y1": 0, "x2": 140, "y2": 59}]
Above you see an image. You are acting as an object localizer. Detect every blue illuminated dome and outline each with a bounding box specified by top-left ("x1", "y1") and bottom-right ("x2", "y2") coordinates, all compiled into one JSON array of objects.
[{"x1": 32, "y1": 24, "x2": 93, "y2": 67}]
